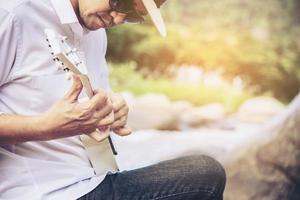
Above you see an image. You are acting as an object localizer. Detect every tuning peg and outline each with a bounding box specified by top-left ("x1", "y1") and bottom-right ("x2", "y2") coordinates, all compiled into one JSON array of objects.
[
  {"x1": 52, "y1": 57, "x2": 59, "y2": 62},
  {"x1": 75, "y1": 61, "x2": 83, "y2": 66},
  {"x1": 61, "y1": 36, "x2": 68, "y2": 43}
]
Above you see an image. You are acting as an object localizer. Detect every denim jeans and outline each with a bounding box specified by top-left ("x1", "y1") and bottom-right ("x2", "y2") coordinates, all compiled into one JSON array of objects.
[{"x1": 77, "y1": 155, "x2": 226, "y2": 200}]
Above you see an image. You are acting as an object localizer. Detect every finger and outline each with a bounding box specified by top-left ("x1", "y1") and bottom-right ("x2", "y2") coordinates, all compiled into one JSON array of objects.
[
  {"x1": 111, "y1": 116, "x2": 127, "y2": 129},
  {"x1": 88, "y1": 90, "x2": 109, "y2": 111},
  {"x1": 113, "y1": 106, "x2": 129, "y2": 121},
  {"x1": 97, "y1": 111, "x2": 114, "y2": 127},
  {"x1": 63, "y1": 74, "x2": 83, "y2": 102},
  {"x1": 94, "y1": 99, "x2": 114, "y2": 119},
  {"x1": 113, "y1": 100, "x2": 126, "y2": 112},
  {"x1": 110, "y1": 93, "x2": 126, "y2": 112},
  {"x1": 113, "y1": 126, "x2": 132, "y2": 136}
]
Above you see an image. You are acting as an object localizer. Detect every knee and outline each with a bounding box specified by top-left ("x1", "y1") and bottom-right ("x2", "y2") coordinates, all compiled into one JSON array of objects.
[
  {"x1": 189, "y1": 155, "x2": 226, "y2": 180},
  {"x1": 193, "y1": 155, "x2": 225, "y2": 177},
  {"x1": 179, "y1": 155, "x2": 226, "y2": 191}
]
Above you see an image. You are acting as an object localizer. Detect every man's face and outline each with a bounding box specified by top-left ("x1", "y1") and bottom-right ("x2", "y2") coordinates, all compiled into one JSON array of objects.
[{"x1": 77, "y1": 0, "x2": 147, "y2": 30}]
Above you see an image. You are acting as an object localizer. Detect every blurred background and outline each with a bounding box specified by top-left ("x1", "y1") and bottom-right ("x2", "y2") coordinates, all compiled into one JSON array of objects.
[{"x1": 106, "y1": 0, "x2": 300, "y2": 199}]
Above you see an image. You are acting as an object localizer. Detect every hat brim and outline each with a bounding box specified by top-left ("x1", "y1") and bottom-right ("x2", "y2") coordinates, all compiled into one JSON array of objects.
[{"x1": 141, "y1": 0, "x2": 167, "y2": 37}]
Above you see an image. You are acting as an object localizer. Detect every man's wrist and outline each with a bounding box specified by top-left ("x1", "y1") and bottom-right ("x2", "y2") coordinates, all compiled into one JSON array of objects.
[
  {"x1": 33, "y1": 113, "x2": 56, "y2": 141},
  {"x1": 31, "y1": 115, "x2": 50, "y2": 141}
]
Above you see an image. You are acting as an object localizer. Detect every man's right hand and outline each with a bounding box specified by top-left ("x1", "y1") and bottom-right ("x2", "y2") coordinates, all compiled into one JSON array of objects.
[{"x1": 39, "y1": 74, "x2": 114, "y2": 140}]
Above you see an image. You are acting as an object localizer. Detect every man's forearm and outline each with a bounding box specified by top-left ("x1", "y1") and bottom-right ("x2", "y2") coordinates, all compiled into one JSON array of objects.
[{"x1": 0, "y1": 114, "x2": 46, "y2": 145}]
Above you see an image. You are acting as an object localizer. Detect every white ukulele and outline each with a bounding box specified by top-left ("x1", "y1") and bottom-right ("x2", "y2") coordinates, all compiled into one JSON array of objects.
[{"x1": 45, "y1": 29, "x2": 119, "y2": 174}]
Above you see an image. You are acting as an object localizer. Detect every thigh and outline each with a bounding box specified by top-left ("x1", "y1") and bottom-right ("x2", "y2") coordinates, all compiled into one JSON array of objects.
[{"x1": 79, "y1": 155, "x2": 226, "y2": 200}]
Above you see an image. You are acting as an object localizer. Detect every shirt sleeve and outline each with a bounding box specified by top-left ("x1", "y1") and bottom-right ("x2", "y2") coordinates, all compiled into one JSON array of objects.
[{"x1": 0, "y1": 9, "x2": 18, "y2": 87}]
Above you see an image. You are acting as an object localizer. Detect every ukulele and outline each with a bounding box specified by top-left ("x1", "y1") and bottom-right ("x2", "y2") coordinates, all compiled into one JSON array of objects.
[{"x1": 45, "y1": 29, "x2": 119, "y2": 174}]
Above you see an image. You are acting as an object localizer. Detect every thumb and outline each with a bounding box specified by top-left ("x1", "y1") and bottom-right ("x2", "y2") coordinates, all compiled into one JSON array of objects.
[
  {"x1": 64, "y1": 74, "x2": 83, "y2": 102},
  {"x1": 113, "y1": 125, "x2": 132, "y2": 136}
]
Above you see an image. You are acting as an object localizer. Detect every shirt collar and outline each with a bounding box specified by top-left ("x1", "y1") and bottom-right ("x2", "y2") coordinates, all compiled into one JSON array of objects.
[
  {"x1": 50, "y1": 0, "x2": 79, "y2": 24},
  {"x1": 51, "y1": 0, "x2": 89, "y2": 40}
]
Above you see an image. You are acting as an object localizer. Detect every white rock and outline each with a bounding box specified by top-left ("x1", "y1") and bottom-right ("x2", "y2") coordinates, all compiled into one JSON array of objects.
[
  {"x1": 136, "y1": 93, "x2": 171, "y2": 107},
  {"x1": 181, "y1": 103, "x2": 226, "y2": 128},
  {"x1": 234, "y1": 97, "x2": 285, "y2": 123},
  {"x1": 171, "y1": 101, "x2": 193, "y2": 115},
  {"x1": 127, "y1": 93, "x2": 180, "y2": 131}
]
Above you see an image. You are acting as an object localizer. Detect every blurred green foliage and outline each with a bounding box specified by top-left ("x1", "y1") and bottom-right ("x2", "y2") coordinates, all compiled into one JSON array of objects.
[
  {"x1": 109, "y1": 62, "x2": 252, "y2": 112},
  {"x1": 107, "y1": 0, "x2": 300, "y2": 102}
]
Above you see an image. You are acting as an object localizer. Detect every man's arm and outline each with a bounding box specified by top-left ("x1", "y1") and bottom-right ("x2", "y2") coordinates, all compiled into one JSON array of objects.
[
  {"x1": 0, "y1": 11, "x2": 114, "y2": 145},
  {"x1": 0, "y1": 74, "x2": 114, "y2": 145},
  {"x1": 0, "y1": 114, "x2": 46, "y2": 145}
]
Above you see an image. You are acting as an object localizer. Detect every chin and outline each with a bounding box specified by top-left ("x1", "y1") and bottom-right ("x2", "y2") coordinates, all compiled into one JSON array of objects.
[
  {"x1": 83, "y1": 21, "x2": 104, "y2": 30},
  {"x1": 86, "y1": 24, "x2": 103, "y2": 30}
]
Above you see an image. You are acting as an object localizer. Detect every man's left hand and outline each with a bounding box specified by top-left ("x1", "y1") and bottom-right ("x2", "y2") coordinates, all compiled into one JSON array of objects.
[{"x1": 109, "y1": 93, "x2": 132, "y2": 136}]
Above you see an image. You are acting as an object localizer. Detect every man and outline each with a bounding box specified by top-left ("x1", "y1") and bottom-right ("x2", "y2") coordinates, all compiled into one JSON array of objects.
[{"x1": 0, "y1": 0, "x2": 226, "y2": 199}]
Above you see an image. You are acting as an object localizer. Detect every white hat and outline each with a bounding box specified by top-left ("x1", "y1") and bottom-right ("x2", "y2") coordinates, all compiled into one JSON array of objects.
[{"x1": 141, "y1": 0, "x2": 167, "y2": 37}]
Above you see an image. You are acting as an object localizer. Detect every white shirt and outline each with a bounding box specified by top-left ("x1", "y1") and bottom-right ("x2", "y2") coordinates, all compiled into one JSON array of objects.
[{"x1": 0, "y1": 0, "x2": 114, "y2": 199}]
